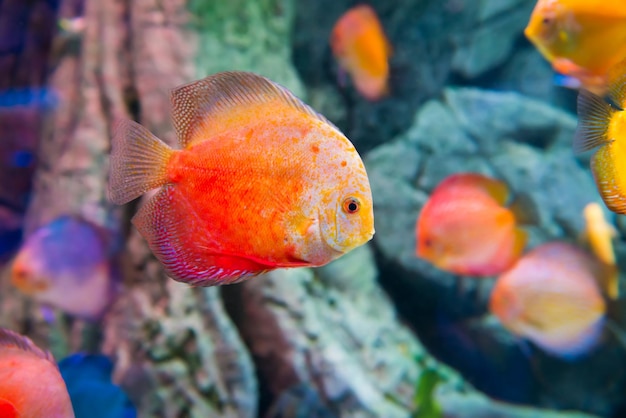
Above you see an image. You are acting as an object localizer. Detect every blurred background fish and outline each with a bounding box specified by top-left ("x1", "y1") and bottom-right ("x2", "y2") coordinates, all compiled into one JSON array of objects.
[
  {"x1": 108, "y1": 71, "x2": 374, "y2": 286},
  {"x1": 524, "y1": 0, "x2": 626, "y2": 95},
  {"x1": 59, "y1": 353, "x2": 136, "y2": 418},
  {"x1": 489, "y1": 242, "x2": 608, "y2": 359},
  {"x1": 0, "y1": 87, "x2": 59, "y2": 110},
  {"x1": 0, "y1": 327, "x2": 75, "y2": 417},
  {"x1": 10, "y1": 215, "x2": 117, "y2": 321},
  {"x1": 415, "y1": 173, "x2": 530, "y2": 277},
  {"x1": 574, "y1": 60, "x2": 626, "y2": 216},
  {"x1": 330, "y1": 4, "x2": 392, "y2": 101},
  {"x1": 581, "y1": 202, "x2": 619, "y2": 299}
]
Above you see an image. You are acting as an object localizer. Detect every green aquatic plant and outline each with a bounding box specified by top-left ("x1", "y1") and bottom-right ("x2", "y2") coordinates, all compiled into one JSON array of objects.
[{"x1": 412, "y1": 367, "x2": 444, "y2": 418}]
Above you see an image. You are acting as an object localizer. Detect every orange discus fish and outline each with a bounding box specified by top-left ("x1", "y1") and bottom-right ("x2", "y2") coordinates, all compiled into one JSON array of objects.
[
  {"x1": 415, "y1": 173, "x2": 527, "y2": 277},
  {"x1": 109, "y1": 72, "x2": 374, "y2": 286},
  {"x1": 489, "y1": 242, "x2": 607, "y2": 358},
  {"x1": 524, "y1": 0, "x2": 626, "y2": 95},
  {"x1": 574, "y1": 59, "x2": 626, "y2": 215},
  {"x1": 0, "y1": 328, "x2": 75, "y2": 417},
  {"x1": 330, "y1": 4, "x2": 392, "y2": 101}
]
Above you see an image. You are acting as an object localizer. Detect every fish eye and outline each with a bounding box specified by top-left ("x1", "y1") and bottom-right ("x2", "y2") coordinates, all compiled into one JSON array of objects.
[
  {"x1": 342, "y1": 197, "x2": 360, "y2": 214},
  {"x1": 542, "y1": 17, "x2": 551, "y2": 24}
]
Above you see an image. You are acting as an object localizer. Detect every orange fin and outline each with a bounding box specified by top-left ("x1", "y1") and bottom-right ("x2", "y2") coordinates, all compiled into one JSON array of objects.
[
  {"x1": 469, "y1": 176, "x2": 509, "y2": 205},
  {"x1": 132, "y1": 185, "x2": 267, "y2": 286},
  {"x1": 553, "y1": 58, "x2": 589, "y2": 79},
  {"x1": 583, "y1": 202, "x2": 617, "y2": 265},
  {"x1": 599, "y1": 263, "x2": 620, "y2": 300},
  {"x1": 0, "y1": 398, "x2": 19, "y2": 418},
  {"x1": 170, "y1": 71, "x2": 337, "y2": 148},
  {"x1": 509, "y1": 193, "x2": 540, "y2": 226},
  {"x1": 0, "y1": 328, "x2": 55, "y2": 364},
  {"x1": 108, "y1": 119, "x2": 174, "y2": 205},
  {"x1": 574, "y1": 90, "x2": 616, "y2": 153},
  {"x1": 440, "y1": 173, "x2": 510, "y2": 205},
  {"x1": 384, "y1": 35, "x2": 393, "y2": 58},
  {"x1": 512, "y1": 228, "x2": 528, "y2": 258}
]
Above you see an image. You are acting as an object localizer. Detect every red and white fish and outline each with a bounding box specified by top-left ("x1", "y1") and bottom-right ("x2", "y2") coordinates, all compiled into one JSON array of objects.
[
  {"x1": 416, "y1": 173, "x2": 528, "y2": 276},
  {"x1": 108, "y1": 72, "x2": 374, "y2": 286},
  {"x1": 0, "y1": 328, "x2": 75, "y2": 417}
]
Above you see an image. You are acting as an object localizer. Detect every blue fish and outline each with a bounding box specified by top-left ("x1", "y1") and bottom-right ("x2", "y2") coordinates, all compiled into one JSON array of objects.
[
  {"x1": 59, "y1": 354, "x2": 137, "y2": 418},
  {"x1": 0, "y1": 87, "x2": 58, "y2": 110}
]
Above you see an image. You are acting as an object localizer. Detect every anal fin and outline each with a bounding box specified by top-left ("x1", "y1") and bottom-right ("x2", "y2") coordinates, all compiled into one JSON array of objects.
[{"x1": 132, "y1": 185, "x2": 269, "y2": 286}]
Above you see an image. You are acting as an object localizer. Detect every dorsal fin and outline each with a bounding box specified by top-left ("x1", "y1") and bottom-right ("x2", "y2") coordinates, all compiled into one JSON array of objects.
[
  {"x1": 170, "y1": 71, "x2": 336, "y2": 148},
  {"x1": 442, "y1": 173, "x2": 510, "y2": 205},
  {"x1": 0, "y1": 328, "x2": 56, "y2": 364},
  {"x1": 607, "y1": 57, "x2": 626, "y2": 109}
]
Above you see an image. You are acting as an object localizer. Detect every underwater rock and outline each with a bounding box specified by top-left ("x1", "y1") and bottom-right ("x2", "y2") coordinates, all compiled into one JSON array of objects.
[
  {"x1": 365, "y1": 87, "x2": 626, "y2": 416},
  {"x1": 0, "y1": 0, "x2": 57, "y2": 264},
  {"x1": 293, "y1": 0, "x2": 542, "y2": 152},
  {"x1": 451, "y1": 0, "x2": 534, "y2": 79},
  {"x1": 224, "y1": 244, "x2": 425, "y2": 418},
  {"x1": 224, "y1": 244, "x2": 602, "y2": 418},
  {"x1": 188, "y1": 0, "x2": 305, "y2": 97},
  {"x1": 1, "y1": 0, "x2": 297, "y2": 416}
]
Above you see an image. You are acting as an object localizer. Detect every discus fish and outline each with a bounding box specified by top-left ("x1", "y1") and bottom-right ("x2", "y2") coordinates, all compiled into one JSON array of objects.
[
  {"x1": 10, "y1": 216, "x2": 116, "y2": 321},
  {"x1": 416, "y1": 173, "x2": 527, "y2": 276},
  {"x1": 59, "y1": 354, "x2": 136, "y2": 418},
  {"x1": 330, "y1": 5, "x2": 392, "y2": 101},
  {"x1": 524, "y1": 0, "x2": 626, "y2": 95},
  {"x1": 108, "y1": 71, "x2": 374, "y2": 286},
  {"x1": 0, "y1": 328, "x2": 75, "y2": 417},
  {"x1": 574, "y1": 59, "x2": 626, "y2": 215},
  {"x1": 489, "y1": 242, "x2": 607, "y2": 358},
  {"x1": 582, "y1": 202, "x2": 619, "y2": 299}
]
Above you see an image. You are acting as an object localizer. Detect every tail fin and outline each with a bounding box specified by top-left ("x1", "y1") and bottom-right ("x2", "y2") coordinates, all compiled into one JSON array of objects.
[
  {"x1": 108, "y1": 119, "x2": 174, "y2": 205},
  {"x1": 509, "y1": 192, "x2": 540, "y2": 226}
]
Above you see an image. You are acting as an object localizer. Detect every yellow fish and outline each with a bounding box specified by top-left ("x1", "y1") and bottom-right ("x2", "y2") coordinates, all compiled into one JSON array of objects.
[
  {"x1": 524, "y1": 0, "x2": 626, "y2": 95},
  {"x1": 574, "y1": 58, "x2": 626, "y2": 215},
  {"x1": 582, "y1": 202, "x2": 619, "y2": 299}
]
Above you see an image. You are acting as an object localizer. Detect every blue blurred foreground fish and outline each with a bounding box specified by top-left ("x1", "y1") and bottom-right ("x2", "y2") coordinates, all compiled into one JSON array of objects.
[
  {"x1": 0, "y1": 327, "x2": 75, "y2": 417},
  {"x1": 59, "y1": 354, "x2": 136, "y2": 418},
  {"x1": 10, "y1": 216, "x2": 117, "y2": 321}
]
